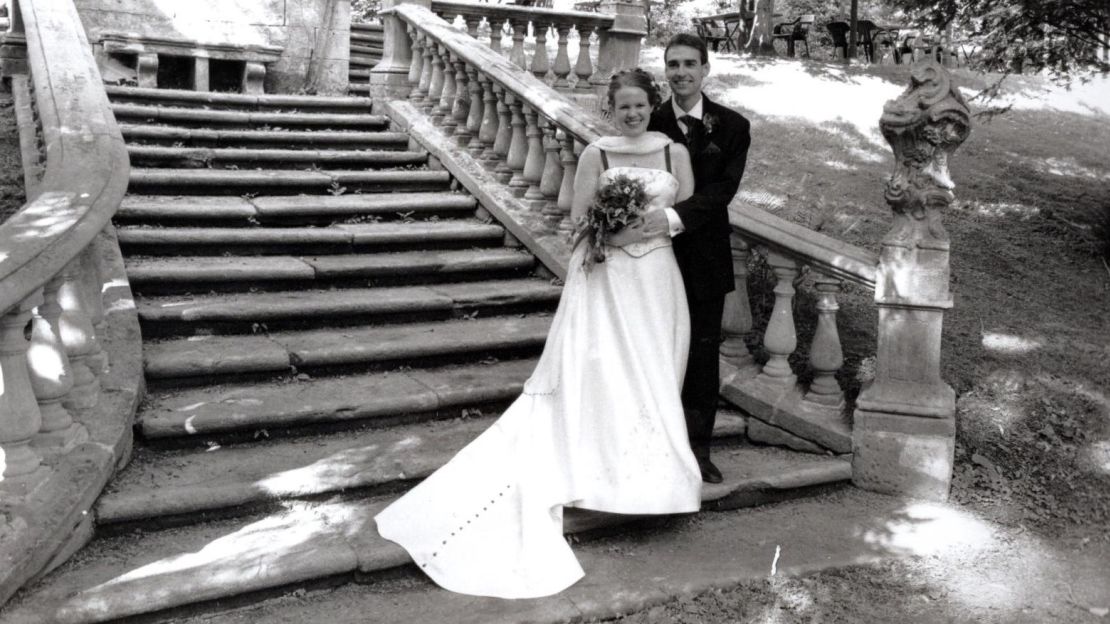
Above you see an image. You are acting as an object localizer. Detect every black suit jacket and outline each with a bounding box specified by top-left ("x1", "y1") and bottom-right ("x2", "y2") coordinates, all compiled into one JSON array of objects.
[{"x1": 648, "y1": 95, "x2": 751, "y2": 301}]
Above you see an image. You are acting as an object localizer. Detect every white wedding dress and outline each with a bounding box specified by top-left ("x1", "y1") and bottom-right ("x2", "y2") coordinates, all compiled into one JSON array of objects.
[{"x1": 375, "y1": 137, "x2": 701, "y2": 599}]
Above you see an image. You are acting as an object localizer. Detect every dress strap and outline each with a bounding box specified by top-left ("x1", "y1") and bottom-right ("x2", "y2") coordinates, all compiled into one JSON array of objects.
[
  {"x1": 599, "y1": 148, "x2": 609, "y2": 171},
  {"x1": 664, "y1": 144, "x2": 671, "y2": 173}
]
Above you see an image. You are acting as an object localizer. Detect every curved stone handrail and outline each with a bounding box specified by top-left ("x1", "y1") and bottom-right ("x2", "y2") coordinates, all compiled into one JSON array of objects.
[
  {"x1": 0, "y1": 0, "x2": 138, "y2": 607},
  {"x1": 0, "y1": 0, "x2": 128, "y2": 312}
]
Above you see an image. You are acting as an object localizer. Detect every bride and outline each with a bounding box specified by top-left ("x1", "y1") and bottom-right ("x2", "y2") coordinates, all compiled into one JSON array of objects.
[{"x1": 375, "y1": 68, "x2": 699, "y2": 599}]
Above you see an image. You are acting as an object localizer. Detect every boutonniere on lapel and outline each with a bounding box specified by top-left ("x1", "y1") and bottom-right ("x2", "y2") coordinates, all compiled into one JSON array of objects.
[{"x1": 703, "y1": 113, "x2": 719, "y2": 135}]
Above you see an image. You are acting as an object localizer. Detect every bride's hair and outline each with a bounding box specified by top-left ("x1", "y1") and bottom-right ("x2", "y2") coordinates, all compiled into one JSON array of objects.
[{"x1": 607, "y1": 68, "x2": 662, "y2": 109}]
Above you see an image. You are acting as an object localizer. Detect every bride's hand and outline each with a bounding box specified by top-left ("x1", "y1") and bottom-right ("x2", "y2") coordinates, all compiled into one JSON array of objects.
[{"x1": 607, "y1": 219, "x2": 646, "y2": 247}]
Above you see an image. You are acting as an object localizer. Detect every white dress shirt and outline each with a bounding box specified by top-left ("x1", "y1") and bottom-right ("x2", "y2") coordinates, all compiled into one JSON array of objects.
[{"x1": 663, "y1": 95, "x2": 705, "y2": 236}]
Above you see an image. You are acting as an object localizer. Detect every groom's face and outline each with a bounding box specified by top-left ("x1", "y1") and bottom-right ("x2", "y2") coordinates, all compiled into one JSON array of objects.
[{"x1": 664, "y1": 45, "x2": 709, "y2": 102}]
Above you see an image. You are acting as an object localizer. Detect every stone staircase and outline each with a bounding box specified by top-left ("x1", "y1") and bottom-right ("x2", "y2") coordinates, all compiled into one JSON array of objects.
[
  {"x1": 348, "y1": 21, "x2": 383, "y2": 96},
  {"x1": 1, "y1": 86, "x2": 851, "y2": 623}
]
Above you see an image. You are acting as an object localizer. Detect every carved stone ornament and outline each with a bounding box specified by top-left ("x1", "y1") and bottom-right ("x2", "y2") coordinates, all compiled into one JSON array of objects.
[{"x1": 880, "y1": 59, "x2": 971, "y2": 251}]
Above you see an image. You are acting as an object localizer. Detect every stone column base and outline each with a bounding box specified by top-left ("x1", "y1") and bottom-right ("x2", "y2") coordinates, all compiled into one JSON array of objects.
[
  {"x1": 852, "y1": 410, "x2": 955, "y2": 501},
  {"x1": 369, "y1": 68, "x2": 411, "y2": 101}
]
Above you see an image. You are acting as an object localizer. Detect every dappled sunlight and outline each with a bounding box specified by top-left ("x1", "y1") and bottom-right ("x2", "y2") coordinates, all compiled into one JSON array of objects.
[
  {"x1": 83, "y1": 501, "x2": 360, "y2": 592},
  {"x1": 962, "y1": 75, "x2": 1110, "y2": 117},
  {"x1": 27, "y1": 338, "x2": 67, "y2": 383},
  {"x1": 1089, "y1": 441, "x2": 1110, "y2": 474},
  {"x1": 858, "y1": 502, "x2": 997, "y2": 557},
  {"x1": 1024, "y1": 155, "x2": 1110, "y2": 182},
  {"x1": 824, "y1": 160, "x2": 858, "y2": 171},
  {"x1": 963, "y1": 200, "x2": 1040, "y2": 219},
  {"x1": 6, "y1": 193, "x2": 83, "y2": 243},
  {"x1": 981, "y1": 332, "x2": 1043, "y2": 355},
  {"x1": 650, "y1": 49, "x2": 904, "y2": 148}
]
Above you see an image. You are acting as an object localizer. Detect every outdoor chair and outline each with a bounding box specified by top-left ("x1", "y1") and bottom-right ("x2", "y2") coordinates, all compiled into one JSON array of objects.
[
  {"x1": 693, "y1": 18, "x2": 736, "y2": 53},
  {"x1": 826, "y1": 21, "x2": 849, "y2": 59},
  {"x1": 855, "y1": 19, "x2": 878, "y2": 62},
  {"x1": 772, "y1": 14, "x2": 814, "y2": 58}
]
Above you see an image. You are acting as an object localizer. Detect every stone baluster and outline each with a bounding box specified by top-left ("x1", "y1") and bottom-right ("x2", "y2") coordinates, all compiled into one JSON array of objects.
[
  {"x1": 758, "y1": 251, "x2": 799, "y2": 386},
  {"x1": 556, "y1": 131, "x2": 578, "y2": 233},
  {"x1": 0, "y1": 299, "x2": 44, "y2": 482},
  {"x1": 464, "y1": 64, "x2": 484, "y2": 152},
  {"x1": 574, "y1": 26, "x2": 595, "y2": 91},
  {"x1": 29, "y1": 276, "x2": 85, "y2": 449},
  {"x1": 719, "y1": 234, "x2": 754, "y2": 368},
  {"x1": 508, "y1": 19, "x2": 528, "y2": 70},
  {"x1": 407, "y1": 26, "x2": 426, "y2": 104},
  {"x1": 478, "y1": 76, "x2": 501, "y2": 163},
  {"x1": 80, "y1": 246, "x2": 108, "y2": 375},
  {"x1": 464, "y1": 16, "x2": 481, "y2": 39},
  {"x1": 591, "y1": 29, "x2": 613, "y2": 89},
  {"x1": 435, "y1": 45, "x2": 457, "y2": 128},
  {"x1": 450, "y1": 54, "x2": 471, "y2": 142},
  {"x1": 531, "y1": 22, "x2": 551, "y2": 82},
  {"x1": 505, "y1": 96, "x2": 530, "y2": 192},
  {"x1": 520, "y1": 105, "x2": 546, "y2": 203},
  {"x1": 424, "y1": 40, "x2": 445, "y2": 115},
  {"x1": 136, "y1": 52, "x2": 158, "y2": 89},
  {"x1": 58, "y1": 261, "x2": 100, "y2": 411},
  {"x1": 805, "y1": 274, "x2": 845, "y2": 407},
  {"x1": 551, "y1": 24, "x2": 573, "y2": 90},
  {"x1": 853, "y1": 59, "x2": 970, "y2": 501},
  {"x1": 492, "y1": 86, "x2": 514, "y2": 179},
  {"x1": 539, "y1": 119, "x2": 565, "y2": 220},
  {"x1": 488, "y1": 18, "x2": 505, "y2": 55}
]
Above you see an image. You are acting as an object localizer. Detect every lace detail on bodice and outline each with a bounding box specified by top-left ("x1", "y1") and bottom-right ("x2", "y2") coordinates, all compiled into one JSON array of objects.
[{"x1": 597, "y1": 166, "x2": 679, "y2": 258}]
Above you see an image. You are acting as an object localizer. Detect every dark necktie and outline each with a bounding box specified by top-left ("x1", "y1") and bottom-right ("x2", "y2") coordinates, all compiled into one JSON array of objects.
[{"x1": 679, "y1": 114, "x2": 702, "y2": 150}]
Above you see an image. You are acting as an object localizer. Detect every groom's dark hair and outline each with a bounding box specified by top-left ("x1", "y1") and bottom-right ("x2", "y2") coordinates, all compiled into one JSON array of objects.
[{"x1": 664, "y1": 33, "x2": 709, "y2": 64}]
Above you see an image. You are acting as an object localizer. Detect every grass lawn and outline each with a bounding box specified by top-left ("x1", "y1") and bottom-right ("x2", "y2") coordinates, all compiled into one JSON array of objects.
[{"x1": 618, "y1": 48, "x2": 1110, "y2": 622}]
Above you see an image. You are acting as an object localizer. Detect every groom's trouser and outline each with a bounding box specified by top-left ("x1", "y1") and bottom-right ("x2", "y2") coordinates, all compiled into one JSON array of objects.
[{"x1": 682, "y1": 294, "x2": 726, "y2": 462}]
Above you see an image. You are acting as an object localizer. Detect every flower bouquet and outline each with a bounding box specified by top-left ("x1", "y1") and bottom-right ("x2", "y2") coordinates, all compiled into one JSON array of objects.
[{"x1": 576, "y1": 173, "x2": 647, "y2": 270}]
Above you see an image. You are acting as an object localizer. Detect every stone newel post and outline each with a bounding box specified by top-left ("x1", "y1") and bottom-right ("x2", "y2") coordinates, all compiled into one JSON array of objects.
[
  {"x1": 596, "y1": 1, "x2": 646, "y2": 75},
  {"x1": 852, "y1": 59, "x2": 970, "y2": 501},
  {"x1": 371, "y1": 0, "x2": 431, "y2": 100}
]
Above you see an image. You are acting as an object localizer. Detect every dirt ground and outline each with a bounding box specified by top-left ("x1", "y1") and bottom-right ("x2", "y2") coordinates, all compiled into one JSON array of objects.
[
  {"x1": 0, "y1": 81, "x2": 24, "y2": 223},
  {"x1": 616, "y1": 52, "x2": 1110, "y2": 623}
]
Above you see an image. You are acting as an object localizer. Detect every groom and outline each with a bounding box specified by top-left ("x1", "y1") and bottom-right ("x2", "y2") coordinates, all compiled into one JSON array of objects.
[{"x1": 632, "y1": 33, "x2": 751, "y2": 483}]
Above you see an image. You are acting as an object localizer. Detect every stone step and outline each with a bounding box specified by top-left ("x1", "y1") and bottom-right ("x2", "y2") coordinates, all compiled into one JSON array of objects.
[
  {"x1": 119, "y1": 124, "x2": 409, "y2": 149},
  {"x1": 138, "y1": 358, "x2": 537, "y2": 439},
  {"x1": 348, "y1": 83, "x2": 371, "y2": 95},
  {"x1": 4, "y1": 449, "x2": 850, "y2": 624},
  {"x1": 349, "y1": 52, "x2": 382, "y2": 68},
  {"x1": 128, "y1": 168, "x2": 452, "y2": 195},
  {"x1": 349, "y1": 69, "x2": 371, "y2": 81},
  {"x1": 102, "y1": 405, "x2": 749, "y2": 524},
  {"x1": 118, "y1": 220, "x2": 506, "y2": 255},
  {"x1": 142, "y1": 313, "x2": 552, "y2": 379},
  {"x1": 351, "y1": 21, "x2": 384, "y2": 33},
  {"x1": 106, "y1": 86, "x2": 374, "y2": 112},
  {"x1": 350, "y1": 31, "x2": 384, "y2": 45},
  {"x1": 135, "y1": 278, "x2": 562, "y2": 328},
  {"x1": 115, "y1": 192, "x2": 478, "y2": 224},
  {"x1": 125, "y1": 248, "x2": 533, "y2": 291},
  {"x1": 126, "y1": 145, "x2": 427, "y2": 169},
  {"x1": 350, "y1": 43, "x2": 383, "y2": 56},
  {"x1": 111, "y1": 103, "x2": 389, "y2": 129}
]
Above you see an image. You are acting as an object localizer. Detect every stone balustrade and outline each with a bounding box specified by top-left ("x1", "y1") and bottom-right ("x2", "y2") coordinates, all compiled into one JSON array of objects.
[
  {"x1": 0, "y1": 0, "x2": 138, "y2": 603},
  {"x1": 382, "y1": 2, "x2": 615, "y2": 239},
  {"x1": 373, "y1": 0, "x2": 645, "y2": 109}
]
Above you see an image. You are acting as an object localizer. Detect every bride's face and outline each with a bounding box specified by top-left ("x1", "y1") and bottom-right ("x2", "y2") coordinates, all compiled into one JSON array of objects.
[{"x1": 611, "y1": 86, "x2": 652, "y2": 137}]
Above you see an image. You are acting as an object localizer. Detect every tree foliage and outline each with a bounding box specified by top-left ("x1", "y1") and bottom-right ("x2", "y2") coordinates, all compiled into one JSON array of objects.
[{"x1": 888, "y1": 0, "x2": 1110, "y2": 82}]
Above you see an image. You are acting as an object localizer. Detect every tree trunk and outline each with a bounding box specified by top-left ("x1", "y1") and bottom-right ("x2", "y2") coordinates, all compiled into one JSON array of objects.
[{"x1": 744, "y1": 0, "x2": 775, "y2": 55}]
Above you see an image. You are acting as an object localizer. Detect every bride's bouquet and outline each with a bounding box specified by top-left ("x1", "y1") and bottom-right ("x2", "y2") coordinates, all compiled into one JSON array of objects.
[{"x1": 577, "y1": 173, "x2": 647, "y2": 270}]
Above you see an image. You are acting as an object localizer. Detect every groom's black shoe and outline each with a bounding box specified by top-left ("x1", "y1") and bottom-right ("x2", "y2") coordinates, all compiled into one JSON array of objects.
[{"x1": 698, "y1": 458, "x2": 723, "y2": 484}]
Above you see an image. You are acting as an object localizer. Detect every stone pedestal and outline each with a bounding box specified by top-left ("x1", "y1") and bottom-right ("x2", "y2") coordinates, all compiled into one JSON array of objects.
[
  {"x1": 850, "y1": 58, "x2": 970, "y2": 502},
  {"x1": 371, "y1": 0, "x2": 430, "y2": 101}
]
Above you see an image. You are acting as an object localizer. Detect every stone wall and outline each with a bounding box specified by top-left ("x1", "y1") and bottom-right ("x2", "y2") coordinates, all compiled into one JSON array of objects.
[{"x1": 75, "y1": 0, "x2": 350, "y2": 94}]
